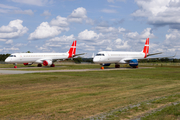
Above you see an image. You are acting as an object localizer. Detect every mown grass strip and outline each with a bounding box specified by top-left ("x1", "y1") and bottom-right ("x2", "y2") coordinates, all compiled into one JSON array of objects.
[{"x1": 0, "y1": 66, "x2": 180, "y2": 119}]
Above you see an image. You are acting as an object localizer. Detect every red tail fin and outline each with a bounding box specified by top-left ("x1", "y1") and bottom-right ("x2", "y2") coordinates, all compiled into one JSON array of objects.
[
  {"x1": 68, "y1": 40, "x2": 76, "y2": 58},
  {"x1": 143, "y1": 38, "x2": 149, "y2": 58}
]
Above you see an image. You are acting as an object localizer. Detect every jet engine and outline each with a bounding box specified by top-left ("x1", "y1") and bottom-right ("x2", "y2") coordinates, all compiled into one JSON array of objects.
[
  {"x1": 100, "y1": 63, "x2": 111, "y2": 66},
  {"x1": 23, "y1": 63, "x2": 33, "y2": 65},
  {"x1": 129, "y1": 59, "x2": 138, "y2": 68},
  {"x1": 43, "y1": 60, "x2": 52, "y2": 66}
]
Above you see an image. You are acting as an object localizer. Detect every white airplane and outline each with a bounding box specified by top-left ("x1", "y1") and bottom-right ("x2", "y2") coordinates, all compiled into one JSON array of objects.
[
  {"x1": 93, "y1": 38, "x2": 168, "y2": 69},
  {"x1": 5, "y1": 41, "x2": 82, "y2": 68}
]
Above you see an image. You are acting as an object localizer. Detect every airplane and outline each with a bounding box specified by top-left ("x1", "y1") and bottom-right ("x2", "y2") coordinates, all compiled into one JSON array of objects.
[
  {"x1": 5, "y1": 40, "x2": 83, "y2": 68},
  {"x1": 93, "y1": 38, "x2": 173, "y2": 69}
]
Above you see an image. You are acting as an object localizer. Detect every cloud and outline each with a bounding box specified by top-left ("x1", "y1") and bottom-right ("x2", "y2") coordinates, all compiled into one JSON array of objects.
[
  {"x1": 29, "y1": 7, "x2": 93, "y2": 40},
  {"x1": 35, "y1": 35, "x2": 75, "y2": 52},
  {"x1": 0, "y1": 19, "x2": 28, "y2": 39},
  {"x1": 3, "y1": 47, "x2": 19, "y2": 52},
  {"x1": 0, "y1": 3, "x2": 18, "y2": 9},
  {"x1": 50, "y1": 16, "x2": 69, "y2": 27},
  {"x1": 0, "y1": 4, "x2": 34, "y2": 15},
  {"x1": 107, "y1": 0, "x2": 126, "y2": 3},
  {"x1": 78, "y1": 29, "x2": 103, "y2": 41},
  {"x1": 145, "y1": 29, "x2": 180, "y2": 56},
  {"x1": 101, "y1": 9, "x2": 117, "y2": 13},
  {"x1": 68, "y1": 7, "x2": 87, "y2": 23},
  {"x1": 107, "y1": 0, "x2": 115, "y2": 3},
  {"x1": 132, "y1": 0, "x2": 180, "y2": 29},
  {"x1": 48, "y1": 35, "x2": 75, "y2": 42},
  {"x1": 125, "y1": 28, "x2": 155, "y2": 40},
  {"x1": 41, "y1": 10, "x2": 51, "y2": 17},
  {"x1": 95, "y1": 26, "x2": 117, "y2": 33},
  {"x1": 28, "y1": 22, "x2": 69, "y2": 40},
  {"x1": 85, "y1": 18, "x2": 94, "y2": 25},
  {"x1": 13, "y1": 9, "x2": 34, "y2": 15},
  {"x1": 11, "y1": 0, "x2": 53, "y2": 6},
  {"x1": 115, "y1": 38, "x2": 130, "y2": 49},
  {"x1": 5, "y1": 40, "x2": 13, "y2": 44},
  {"x1": 165, "y1": 29, "x2": 180, "y2": 47},
  {"x1": 0, "y1": 39, "x2": 6, "y2": 41}
]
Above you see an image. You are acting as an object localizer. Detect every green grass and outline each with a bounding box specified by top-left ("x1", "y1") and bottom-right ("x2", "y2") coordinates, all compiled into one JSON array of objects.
[
  {"x1": 0, "y1": 65, "x2": 180, "y2": 119},
  {"x1": 142, "y1": 102, "x2": 180, "y2": 120},
  {"x1": 0, "y1": 63, "x2": 101, "y2": 70},
  {"x1": 0, "y1": 63, "x2": 131, "y2": 71}
]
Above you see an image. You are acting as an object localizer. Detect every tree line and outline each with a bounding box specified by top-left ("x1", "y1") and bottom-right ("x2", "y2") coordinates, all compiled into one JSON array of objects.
[
  {"x1": 0, "y1": 54, "x2": 10, "y2": 61},
  {"x1": 139, "y1": 58, "x2": 180, "y2": 63}
]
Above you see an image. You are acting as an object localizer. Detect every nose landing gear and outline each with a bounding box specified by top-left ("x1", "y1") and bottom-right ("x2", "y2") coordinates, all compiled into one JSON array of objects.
[
  {"x1": 13, "y1": 63, "x2": 17, "y2": 68},
  {"x1": 101, "y1": 66, "x2": 104, "y2": 69}
]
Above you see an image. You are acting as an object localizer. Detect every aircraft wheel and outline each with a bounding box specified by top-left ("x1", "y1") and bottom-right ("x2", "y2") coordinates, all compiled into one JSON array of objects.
[
  {"x1": 133, "y1": 66, "x2": 138, "y2": 68},
  {"x1": 101, "y1": 66, "x2": 104, "y2": 69},
  {"x1": 115, "y1": 64, "x2": 120, "y2": 68},
  {"x1": 14, "y1": 66, "x2": 17, "y2": 68},
  {"x1": 37, "y1": 64, "x2": 42, "y2": 67},
  {"x1": 50, "y1": 64, "x2": 55, "y2": 67}
]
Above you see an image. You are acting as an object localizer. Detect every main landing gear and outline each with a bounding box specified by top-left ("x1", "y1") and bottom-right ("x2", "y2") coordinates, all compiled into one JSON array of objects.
[
  {"x1": 50, "y1": 64, "x2": 55, "y2": 67},
  {"x1": 115, "y1": 64, "x2": 120, "y2": 68},
  {"x1": 37, "y1": 63, "x2": 55, "y2": 67},
  {"x1": 133, "y1": 66, "x2": 138, "y2": 68},
  {"x1": 37, "y1": 64, "x2": 42, "y2": 67}
]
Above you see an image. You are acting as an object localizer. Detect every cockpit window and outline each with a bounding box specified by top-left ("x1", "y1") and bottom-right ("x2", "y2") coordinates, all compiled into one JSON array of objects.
[
  {"x1": 9, "y1": 55, "x2": 16, "y2": 57},
  {"x1": 96, "y1": 54, "x2": 105, "y2": 56}
]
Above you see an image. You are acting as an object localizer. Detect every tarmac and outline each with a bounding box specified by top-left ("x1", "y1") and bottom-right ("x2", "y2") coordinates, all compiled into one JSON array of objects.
[{"x1": 0, "y1": 67, "x2": 141, "y2": 74}]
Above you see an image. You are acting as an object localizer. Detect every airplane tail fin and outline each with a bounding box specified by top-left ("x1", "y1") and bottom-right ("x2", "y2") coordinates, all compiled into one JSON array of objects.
[
  {"x1": 142, "y1": 38, "x2": 149, "y2": 58},
  {"x1": 68, "y1": 40, "x2": 76, "y2": 58}
]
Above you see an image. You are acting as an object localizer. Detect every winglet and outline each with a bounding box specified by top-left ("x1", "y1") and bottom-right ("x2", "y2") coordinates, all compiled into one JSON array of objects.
[
  {"x1": 143, "y1": 38, "x2": 149, "y2": 58},
  {"x1": 173, "y1": 52, "x2": 177, "y2": 57},
  {"x1": 68, "y1": 40, "x2": 76, "y2": 58},
  {"x1": 92, "y1": 53, "x2": 94, "y2": 58}
]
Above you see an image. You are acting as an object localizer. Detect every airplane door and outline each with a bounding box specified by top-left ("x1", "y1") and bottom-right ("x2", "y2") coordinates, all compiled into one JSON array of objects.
[{"x1": 19, "y1": 54, "x2": 22, "y2": 61}]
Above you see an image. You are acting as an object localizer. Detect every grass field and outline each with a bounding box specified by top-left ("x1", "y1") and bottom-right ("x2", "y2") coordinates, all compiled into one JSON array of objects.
[
  {"x1": 0, "y1": 63, "x2": 131, "y2": 71},
  {"x1": 0, "y1": 64, "x2": 180, "y2": 119}
]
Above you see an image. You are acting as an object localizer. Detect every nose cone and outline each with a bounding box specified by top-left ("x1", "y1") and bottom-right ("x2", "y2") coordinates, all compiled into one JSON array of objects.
[
  {"x1": 5, "y1": 58, "x2": 10, "y2": 63},
  {"x1": 93, "y1": 57, "x2": 99, "y2": 63}
]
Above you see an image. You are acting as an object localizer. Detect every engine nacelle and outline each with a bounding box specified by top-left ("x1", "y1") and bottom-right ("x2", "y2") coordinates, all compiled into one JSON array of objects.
[
  {"x1": 100, "y1": 63, "x2": 111, "y2": 66},
  {"x1": 23, "y1": 63, "x2": 33, "y2": 65},
  {"x1": 129, "y1": 59, "x2": 138, "y2": 67},
  {"x1": 43, "y1": 60, "x2": 52, "y2": 66}
]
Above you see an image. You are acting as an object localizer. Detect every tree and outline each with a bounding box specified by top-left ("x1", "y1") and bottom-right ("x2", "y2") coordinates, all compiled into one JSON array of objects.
[
  {"x1": 73, "y1": 57, "x2": 82, "y2": 63},
  {"x1": 0, "y1": 54, "x2": 11, "y2": 61},
  {"x1": 26, "y1": 51, "x2": 31, "y2": 53}
]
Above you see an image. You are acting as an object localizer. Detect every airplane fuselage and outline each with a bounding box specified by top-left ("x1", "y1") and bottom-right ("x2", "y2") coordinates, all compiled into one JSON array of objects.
[
  {"x1": 93, "y1": 51, "x2": 145, "y2": 64},
  {"x1": 5, "y1": 53, "x2": 69, "y2": 64}
]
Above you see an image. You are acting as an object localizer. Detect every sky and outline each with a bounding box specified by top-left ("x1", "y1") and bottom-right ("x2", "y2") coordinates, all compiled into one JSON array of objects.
[{"x1": 0, "y1": 0, "x2": 180, "y2": 58}]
